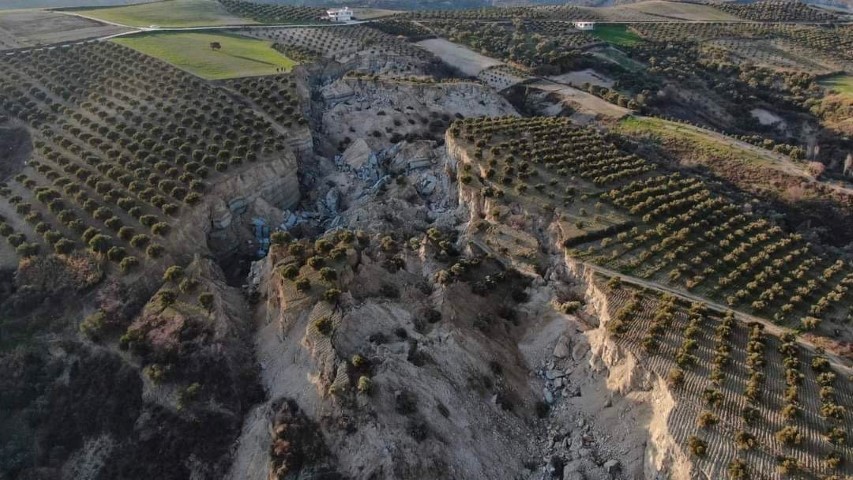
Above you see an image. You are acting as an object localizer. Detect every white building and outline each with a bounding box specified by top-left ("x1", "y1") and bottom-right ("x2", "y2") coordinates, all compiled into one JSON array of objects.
[
  {"x1": 326, "y1": 7, "x2": 353, "y2": 22},
  {"x1": 573, "y1": 21, "x2": 595, "y2": 31}
]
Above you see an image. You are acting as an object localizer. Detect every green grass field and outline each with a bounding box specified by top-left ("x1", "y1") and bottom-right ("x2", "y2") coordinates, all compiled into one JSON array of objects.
[
  {"x1": 71, "y1": 0, "x2": 253, "y2": 27},
  {"x1": 616, "y1": 116, "x2": 768, "y2": 164},
  {"x1": 591, "y1": 25, "x2": 642, "y2": 47},
  {"x1": 114, "y1": 32, "x2": 296, "y2": 80},
  {"x1": 819, "y1": 74, "x2": 853, "y2": 97}
]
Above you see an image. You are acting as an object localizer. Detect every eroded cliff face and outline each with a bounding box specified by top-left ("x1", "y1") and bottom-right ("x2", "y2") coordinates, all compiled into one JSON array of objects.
[
  {"x1": 447, "y1": 132, "x2": 696, "y2": 479},
  {"x1": 225, "y1": 123, "x2": 696, "y2": 480},
  {"x1": 571, "y1": 259, "x2": 694, "y2": 480}
]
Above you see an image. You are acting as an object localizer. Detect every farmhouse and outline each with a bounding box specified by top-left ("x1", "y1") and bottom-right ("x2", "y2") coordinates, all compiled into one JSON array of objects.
[
  {"x1": 326, "y1": 7, "x2": 353, "y2": 22},
  {"x1": 573, "y1": 21, "x2": 595, "y2": 30}
]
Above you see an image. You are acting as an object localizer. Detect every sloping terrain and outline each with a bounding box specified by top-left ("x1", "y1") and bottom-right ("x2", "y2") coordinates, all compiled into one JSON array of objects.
[
  {"x1": 0, "y1": 10, "x2": 129, "y2": 51},
  {"x1": 1, "y1": 2, "x2": 852, "y2": 480}
]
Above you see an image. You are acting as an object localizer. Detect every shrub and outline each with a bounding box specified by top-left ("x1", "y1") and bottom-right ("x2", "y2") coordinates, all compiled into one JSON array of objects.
[
  {"x1": 118, "y1": 226, "x2": 135, "y2": 241},
  {"x1": 323, "y1": 288, "x2": 341, "y2": 302},
  {"x1": 606, "y1": 276, "x2": 621, "y2": 289},
  {"x1": 198, "y1": 292, "x2": 214, "y2": 312},
  {"x1": 7, "y1": 233, "x2": 25, "y2": 247},
  {"x1": 79, "y1": 310, "x2": 107, "y2": 340},
  {"x1": 307, "y1": 255, "x2": 325, "y2": 269},
  {"x1": 271, "y1": 231, "x2": 291, "y2": 245},
  {"x1": 687, "y1": 436, "x2": 707, "y2": 457},
  {"x1": 143, "y1": 363, "x2": 168, "y2": 384},
  {"x1": 728, "y1": 459, "x2": 748, "y2": 480},
  {"x1": 177, "y1": 382, "x2": 201, "y2": 409},
  {"x1": 702, "y1": 388, "x2": 723, "y2": 408},
  {"x1": 821, "y1": 402, "x2": 845, "y2": 420},
  {"x1": 280, "y1": 264, "x2": 299, "y2": 280},
  {"x1": 16, "y1": 242, "x2": 39, "y2": 257},
  {"x1": 319, "y1": 267, "x2": 337, "y2": 282},
  {"x1": 146, "y1": 244, "x2": 164, "y2": 258},
  {"x1": 777, "y1": 456, "x2": 798, "y2": 475},
  {"x1": 380, "y1": 235, "x2": 397, "y2": 252},
  {"x1": 295, "y1": 277, "x2": 311, "y2": 292},
  {"x1": 312, "y1": 316, "x2": 332, "y2": 335},
  {"x1": 151, "y1": 222, "x2": 170, "y2": 236},
  {"x1": 107, "y1": 246, "x2": 126, "y2": 262},
  {"x1": 742, "y1": 405, "x2": 760, "y2": 426},
  {"x1": 88, "y1": 234, "x2": 111, "y2": 254},
  {"x1": 163, "y1": 265, "x2": 184, "y2": 282},
  {"x1": 351, "y1": 354, "x2": 367, "y2": 368},
  {"x1": 781, "y1": 404, "x2": 799, "y2": 420},
  {"x1": 826, "y1": 426, "x2": 846, "y2": 445},
  {"x1": 667, "y1": 367, "x2": 684, "y2": 388},
  {"x1": 130, "y1": 234, "x2": 150, "y2": 248},
  {"x1": 825, "y1": 451, "x2": 842, "y2": 470},
  {"x1": 158, "y1": 289, "x2": 177, "y2": 309},
  {"x1": 118, "y1": 328, "x2": 145, "y2": 352},
  {"x1": 775, "y1": 426, "x2": 802, "y2": 445},
  {"x1": 179, "y1": 277, "x2": 199, "y2": 294},
  {"x1": 357, "y1": 376, "x2": 372, "y2": 394},
  {"x1": 120, "y1": 256, "x2": 139, "y2": 272},
  {"x1": 54, "y1": 238, "x2": 75, "y2": 254},
  {"x1": 735, "y1": 431, "x2": 757, "y2": 450},
  {"x1": 560, "y1": 301, "x2": 582, "y2": 314},
  {"x1": 287, "y1": 242, "x2": 306, "y2": 257},
  {"x1": 82, "y1": 228, "x2": 99, "y2": 244},
  {"x1": 697, "y1": 411, "x2": 718, "y2": 429}
]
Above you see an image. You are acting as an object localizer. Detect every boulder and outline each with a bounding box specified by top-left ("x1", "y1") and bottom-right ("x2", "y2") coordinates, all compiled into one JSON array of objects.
[
  {"x1": 571, "y1": 341, "x2": 589, "y2": 361},
  {"x1": 416, "y1": 173, "x2": 438, "y2": 196},
  {"x1": 553, "y1": 335, "x2": 571, "y2": 358},
  {"x1": 340, "y1": 138, "x2": 371, "y2": 170}
]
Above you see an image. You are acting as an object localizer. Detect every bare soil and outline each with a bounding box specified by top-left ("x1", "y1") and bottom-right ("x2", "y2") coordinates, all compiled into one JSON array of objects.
[{"x1": 415, "y1": 38, "x2": 503, "y2": 77}]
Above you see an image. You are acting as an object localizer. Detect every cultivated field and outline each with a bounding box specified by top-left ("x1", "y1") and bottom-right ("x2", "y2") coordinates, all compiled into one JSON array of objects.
[
  {"x1": 70, "y1": 0, "x2": 253, "y2": 27},
  {"x1": 416, "y1": 38, "x2": 502, "y2": 76},
  {"x1": 594, "y1": 1, "x2": 743, "y2": 22},
  {"x1": 450, "y1": 116, "x2": 853, "y2": 347},
  {"x1": 599, "y1": 283, "x2": 853, "y2": 480},
  {"x1": 240, "y1": 25, "x2": 435, "y2": 77},
  {"x1": 0, "y1": 41, "x2": 300, "y2": 273},
  {"x1": 527, "y1": 80, "x2": 630, "y2": 120},
  {"x1": 707, "y1": 38, "x2": 845, "y2": 74},
  {"x1": 0, "y1": 0, "x2": 155, "y2": 8},
  {"x1": 590, "y1": 24, "x2": 642, "y2": 47},
  {"x1": 113, "y1": 32, "x2": 295, "y2": 79},
  {"x1": 0, "y1": 10, "x2": 129, "y2": 50}
]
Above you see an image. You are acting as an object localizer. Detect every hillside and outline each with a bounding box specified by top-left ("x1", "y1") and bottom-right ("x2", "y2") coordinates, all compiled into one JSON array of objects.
[{"x1": 1, "y1": 1, "x2": 852, "y2": 479}]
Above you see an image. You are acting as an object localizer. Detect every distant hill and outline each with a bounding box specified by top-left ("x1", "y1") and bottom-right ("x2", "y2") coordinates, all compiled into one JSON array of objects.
[
  {"x1": 227, "y1": 0, "x2": 853, "y2": 11},
  {"x1": 247, "y1": 0, "x2": 573, "y2": 10},
  {"x1": 0, "y1": 0, "x2": 155, "y2": 10}
]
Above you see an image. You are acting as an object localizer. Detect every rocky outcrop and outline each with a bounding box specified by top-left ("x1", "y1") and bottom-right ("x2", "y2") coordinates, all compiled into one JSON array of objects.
[
  {"x1": 202, "y1": 153, "x2": 301, "y2": 258},
  {"x1": 318, "y1": 77, "x2": 517, "y2": 153}
]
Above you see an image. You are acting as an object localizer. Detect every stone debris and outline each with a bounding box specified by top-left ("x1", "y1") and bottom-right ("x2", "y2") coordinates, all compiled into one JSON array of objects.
[
  {"x1": 553, "y1": 335, "x2": 570, "y2": 358},
  {"x1": 530, "y1": 332, "x2": 627, "y2": 480}
]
